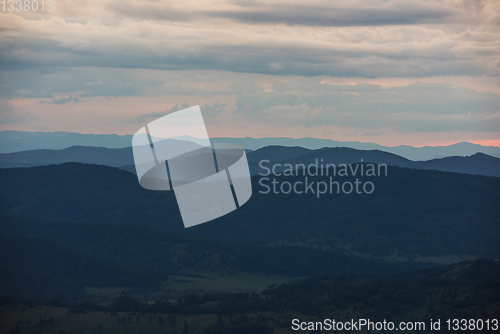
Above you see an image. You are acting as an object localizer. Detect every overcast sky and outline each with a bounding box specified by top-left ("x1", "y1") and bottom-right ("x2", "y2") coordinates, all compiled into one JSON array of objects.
[{"x1": 0, "y1": 0, "x2": 499, "y2": 147}]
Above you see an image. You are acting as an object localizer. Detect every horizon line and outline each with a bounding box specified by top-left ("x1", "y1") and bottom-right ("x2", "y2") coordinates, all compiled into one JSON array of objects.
[{"x1": 0, "y1": 129, "x2": 499, "y2": 149}]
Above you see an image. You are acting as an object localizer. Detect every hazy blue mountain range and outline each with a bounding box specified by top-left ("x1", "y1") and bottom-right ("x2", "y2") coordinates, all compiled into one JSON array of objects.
[
  {"x1": 247, "y1": 146, "x2": 500, "y2": 177},
  {"x1": 2, "y1": 130, "x2": 500, "y2": 160},
  {"x1": 0, "y1": 146, "x2": 134, "y2": 168},
  {"x1": 213, "y1": 137, "x2": 500, "y2": 160},
  {"x1": 0, "y1": 130, "x2": 133, "y2": 153},
  {"x1": 2, "y1": 144, "x2": 500, "y2": 177},
  {"x1": 0, "y1": 139, "x2": 205, "y2": 169}
]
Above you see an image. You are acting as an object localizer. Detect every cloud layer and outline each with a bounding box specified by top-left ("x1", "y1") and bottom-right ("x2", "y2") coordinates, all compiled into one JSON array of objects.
[
  {"x1": 232, "y1": 79, "x2": 500, "y2": 133},
  {"x1": 0, "y1": 0, "x2": 498, "y2": 145},
  {"x1": 1, "y1": 0, "x2": 499, "y2": 78}
]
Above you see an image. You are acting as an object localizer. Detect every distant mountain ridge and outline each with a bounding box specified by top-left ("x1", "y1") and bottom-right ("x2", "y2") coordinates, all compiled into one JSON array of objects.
[
  {"x1": 0, "y1": 146, "x2": 134, "y2": 168},
  {"x1": 0, "y1": 138, "x2": 206, "y2": 169},
  {"x1": 2, "y1": 144, "x2": 499, "y2": 177},
  {"x1": 248, "y1": 146, "x2": 500, "y2": 177},
  {"x1": 1, "y1": 130, "x2": 499, "y2": 160},
  {"x1": 213, "y1": 137, "x2": 500, "y2": 161}
]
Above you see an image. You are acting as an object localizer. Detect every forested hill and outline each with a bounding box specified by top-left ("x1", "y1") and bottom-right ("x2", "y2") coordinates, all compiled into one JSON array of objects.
[
  {"x1": 0, "y1": 163, "x2": 499, "y2": 259},
  {"x1": 2, "y1": 144, "x2": 500, "y2": 177}
]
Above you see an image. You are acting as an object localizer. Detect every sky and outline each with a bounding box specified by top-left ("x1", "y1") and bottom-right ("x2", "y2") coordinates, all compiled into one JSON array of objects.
[{"x1": 0, "y1": 0, "x2": 499, "y2": 147}]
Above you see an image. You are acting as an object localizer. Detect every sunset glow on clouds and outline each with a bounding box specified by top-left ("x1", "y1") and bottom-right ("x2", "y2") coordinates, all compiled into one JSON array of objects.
[{"x1": 0, "y1": 0, "x2": 499, "y2": 146}]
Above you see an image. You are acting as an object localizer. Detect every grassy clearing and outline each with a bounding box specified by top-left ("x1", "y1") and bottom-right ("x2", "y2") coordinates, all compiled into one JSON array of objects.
[
  {"x1": 162, "y1": 271, "x2": 299, "y2": 293},
  {"x1": 85, "y1": 287, "x2": 131, "y2": 298}
]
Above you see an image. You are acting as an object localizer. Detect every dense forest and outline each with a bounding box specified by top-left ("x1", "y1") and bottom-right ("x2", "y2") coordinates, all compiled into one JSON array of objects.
[
  {"x1": 1, "y1": 259, "x2": 499, "y2": 333},
  {"x1": 0, "y1": 216, "x2": 430, "y2": 300},
  {"x1": 1, "y1": 163, "x2": 499, "y2": 258},
  {"x1": 0, "y1": 163, "x2": 499, "y2": 333}
]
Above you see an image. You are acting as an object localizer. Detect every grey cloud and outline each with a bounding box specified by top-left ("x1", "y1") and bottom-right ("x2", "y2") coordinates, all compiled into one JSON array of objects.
[
  {"x1": 0, "y1": 98, "x2": 14, "y2": 114},
  {"x1": 1, "y1": 0, "x2": 499, "y2": 81},
  {"x1": 106, "y1": 1, "x2": 194, "y2": 22},
  {"x1": 0, "y1": 67, "x2": 158, "y2": 99},
  {"x1": 124, "y1": 102, "x2": 190, "y2": 124},
  {"x1": 124, "y1": 100, "x2": 227, "y2": 124},
  {"x1": 208, "y1": 5, "x2": 452, "y2": 27},
  {"x1": 1, "y1": 66, "x2": 498, "y2": 134},
  {"x1": 1, "y1": 1, "x2": 498, "y2": 82},
  {"x1": 104, "y1": 0, "x2": 493, "y2": 27},
  {"x1": 2, "y1": 36, "x2": 496, "y2": 80},
  {"x1": 52, "y1": 96, "x2": 77, "y2": 104},
  {"x1": 202, "y1": 101, "x2": 228, "y2": 117},
  {"x1": 0, "y1": 67, "x2": 231, "y2": 100},
  {"x1": 231, "y1": 79, "x2": 500, "y2": 133},
  {"x1": 0, "y1": 36, "x2": 99, "y2": 69},
  {"x1": 0, "y1": 99, "x2": 37, "y2": 125}
]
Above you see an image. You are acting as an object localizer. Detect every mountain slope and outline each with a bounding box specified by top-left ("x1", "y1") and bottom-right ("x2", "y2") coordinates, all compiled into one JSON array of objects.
[
  {"x1": 0, "y1": 146, "x2": 134, "y2": 168},
  {"x1": 248, "y1": 146, "x2": 500, "y2": 177},
  {"x1": 0, "y1": 130, "x2": 132, "y2": 153},
  {"x1": 0, "y1": 215, "x2": 431, "y2": 301},
  {"x1": 2, "y1": 130, "x2": 499, "y2": 160},
  {"x1": 0, "y1": 235, "x2": 156, "y2": 300},
  {"x1": 0, "y1": 163, "x2": 181, "y2": 226},
  {"x1": 413, "y1": 152, "x2": 500, "y2": 176},
  {"x1": 2, "y1": 144, "x2": 500, "y2": 177},
  {"x1": 0, "y1": 163, "x2": 499, "y2": 259}
]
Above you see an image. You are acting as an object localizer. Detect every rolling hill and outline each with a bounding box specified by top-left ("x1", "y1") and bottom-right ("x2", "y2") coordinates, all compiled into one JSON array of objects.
[
  {"x1": 248, "y1": 146, "x2": 500, "y2": 177},
  {"x1": 1, "y1": 144, "x2": 500, "y2": 177},
  {"x1": 2, "y1": 130, "x2": 500, "y2": 160},
  {"x1": 1, "y1": 163, "x2": 498, "y2": 259},
  {"x1": 0, "y1": 162, "x2": 499, "y2": 303},
  {"x1": 0, "y1": 215, "x2": 429, "y2": 301}
]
